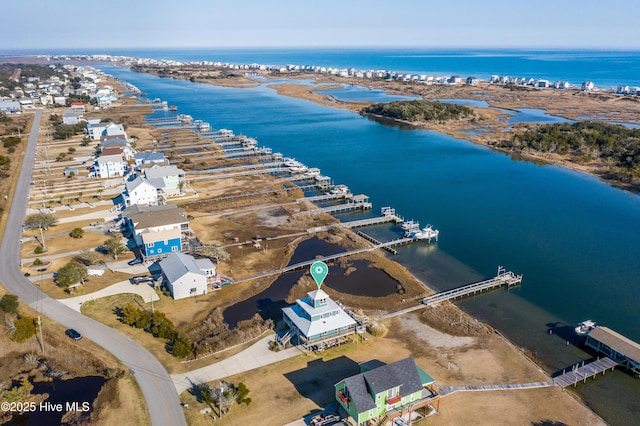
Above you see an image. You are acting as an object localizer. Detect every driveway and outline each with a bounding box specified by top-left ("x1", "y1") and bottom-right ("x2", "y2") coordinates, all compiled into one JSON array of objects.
[
  {"x1": 57, "y1": 280, "x2": 160, "y2": 312},
  {"x1": 171, "y1": 335, "x2": 302, "y2": 395}
]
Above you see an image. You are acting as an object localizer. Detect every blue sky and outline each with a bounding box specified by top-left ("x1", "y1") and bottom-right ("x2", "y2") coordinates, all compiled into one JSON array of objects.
[{"x1": 3, "y1": 0, "x2": 639, "y2": 50}]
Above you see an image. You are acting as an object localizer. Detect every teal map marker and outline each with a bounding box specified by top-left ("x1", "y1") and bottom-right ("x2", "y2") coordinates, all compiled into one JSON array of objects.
[{"x1": 310, "y1": 261, "x2": 329, "y2": 289}]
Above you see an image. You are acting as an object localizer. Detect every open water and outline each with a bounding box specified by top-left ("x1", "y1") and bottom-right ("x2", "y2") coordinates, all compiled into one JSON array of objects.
[{"x1": 95, "y1": 49, "x2": 640, "y2": 424}]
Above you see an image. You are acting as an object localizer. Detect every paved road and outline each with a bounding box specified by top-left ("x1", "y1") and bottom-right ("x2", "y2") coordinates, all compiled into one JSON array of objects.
[{"x1": 0, "y1": 109, "x2": 186, "y2": 426}]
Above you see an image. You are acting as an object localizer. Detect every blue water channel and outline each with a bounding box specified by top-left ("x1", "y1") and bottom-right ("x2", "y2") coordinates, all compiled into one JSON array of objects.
[{"x1": 100, "y1": 64, "x2": 640, "y2": 425}]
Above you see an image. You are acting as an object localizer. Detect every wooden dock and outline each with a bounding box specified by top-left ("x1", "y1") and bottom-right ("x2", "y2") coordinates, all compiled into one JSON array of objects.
[
  {"x1": 299, "y1": 193, "x2": 353, "y2": 203},
  {"x1": 422, "y1": 267, "x2": 522, "y2": 305},
  {"x1": 439, "y1": 381, "x2": 555, "y2": 396},
  {"x1": 297, "y1": 200, "x2": 372, "y2": 215},
  {"x1": 378, "y1": 267, "x2": 522, "y2": 320},
  {"x1": 552, "y1": 357, "x2": 618, "y2": 388}
]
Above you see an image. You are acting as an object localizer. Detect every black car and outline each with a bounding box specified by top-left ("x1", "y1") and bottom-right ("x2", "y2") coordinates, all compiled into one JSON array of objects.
[
  {"x1": 65, "y1": 328, "x2": 82, "y2": 341},
  {"x1": 127, "y1": 258, "x2": 143, "y2": 266}
]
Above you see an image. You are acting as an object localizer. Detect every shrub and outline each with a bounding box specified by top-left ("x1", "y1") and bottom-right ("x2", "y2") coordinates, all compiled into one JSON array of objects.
[
  {"x1": 32, "y1": 258, "x2": 43, "y2": 266},
  {"x1": 11, "y1": 316, "x2": 37, "y2": 342},
  {"x1": 169, "y1": 333, "x2": 192, "y2": 358},
  {"x1": 70, "y1": 228, "x2": 85, "y2": 239},
  {"x1": 34, "y1": 246, "x2": 43, "y2": 254},
  {"x1": 0, "y1": 294, "x2": 19, "y2": 314}
]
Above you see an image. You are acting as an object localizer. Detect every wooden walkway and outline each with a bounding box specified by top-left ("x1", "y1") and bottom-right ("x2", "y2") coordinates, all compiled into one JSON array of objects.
[
  {"x1": 422, "y1": 269, "x2": 522, "y2": 305},
  {"x1": 552, "y1": 357, "x2": 618, "y2": 388},
  {"x1": 378, "y1": 267, "x2": 523, "y2": 320},
  {"x1": 439, "y1": 381, "x2": 555, "y2": 396}
]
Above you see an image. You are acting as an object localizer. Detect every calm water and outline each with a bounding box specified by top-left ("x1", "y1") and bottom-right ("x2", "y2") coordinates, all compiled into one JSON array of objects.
[
  {"x1": 98, "y1": 58, "x2": 640, "y2": 424},
  {"x1": 19, "y1": 47, "x2": 640, "y2": 88}
]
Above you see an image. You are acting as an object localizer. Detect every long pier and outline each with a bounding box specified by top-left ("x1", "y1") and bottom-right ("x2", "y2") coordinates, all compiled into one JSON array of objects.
[
  {"x1": 422, "y1": 268, "x2": 522, "y2": 305},
  {"x1": 377, "y1": 267, "x2": 523, "y2": 320},
  {"x1": 552, "y1": 357, "x2": 618, "y2": 388}
]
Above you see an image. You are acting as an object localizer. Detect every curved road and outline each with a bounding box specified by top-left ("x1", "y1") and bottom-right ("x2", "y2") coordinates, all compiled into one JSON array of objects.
[{"x1": 0, "y1": 110, "x2": 186, "y2": 426}]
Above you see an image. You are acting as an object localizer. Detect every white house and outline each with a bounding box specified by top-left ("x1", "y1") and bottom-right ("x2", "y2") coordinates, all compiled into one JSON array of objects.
[
  {"x1": 100, "y1": 138, "x2": 135, "y2": 160},
  {"x1": 62, "y1": 110, "x2": 84, "y2": 125},
  {"x1": 143, "y1": 164, "x2": 185, "y2": 198},
  {"x1": 159, "y1": 253, "x2": 215, "y2": 300},
  {"x1": 282, "y1": 288, "x2": 357, "y2": 350},
  {"x1": 96, "y1": 154, "x2": 126, "y2": 178},
  {"x1": 582, "y1": 81, "x2": 595, "y2": 92},
  {"x1": 134, "y1": 151, "x2": 167, "y2": 167},
  {"x1": 124, "y1": 176, "x2": 158, "y2": 206}
]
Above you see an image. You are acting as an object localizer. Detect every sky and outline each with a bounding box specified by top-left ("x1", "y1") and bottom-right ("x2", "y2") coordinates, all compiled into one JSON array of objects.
[{"x1": 3, "y1": 0, "x2": 639, "y2": 51}]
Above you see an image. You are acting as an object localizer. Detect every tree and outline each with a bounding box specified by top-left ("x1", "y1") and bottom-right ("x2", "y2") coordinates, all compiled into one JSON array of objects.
[
  {"x1": 198, "y1": 246, "x2": 230, "y2": 263},
  {"x1": 235, "y1": 382, "x2": 252, "y2": 406},
  {"x1": 96, "y1": 188, "x2": 104, "y2": 200},
  {"x1": 10, "y1": 316, "x2": 37, "y2": 342},
  {"x1": 55, "y1": 261, "x2": 88, "y2": 288},
  {"x1": 24, "y1": 212, "x2": 58, "y2": 230},
  {"x1": 74, "y1": 250, "x2": 100, "y2": 266},
  {"x1": 1, "y1": 377, "x2": 34, "y2": 402},
  {"x1": 70, "y1": 227, "x2": 85, "y2": 238},
  {"x1": 103, "y1": 237, "x2": 127, "y2": 260},
  {"x1": 32, "y1": 258, "x2": 43, "y2": 266},
  {"x1": 0, "y1": 294, "x2": 19, "y2": 314},
  {"x1": 169, "y1": 333, "x2": 192, "y2": 358}
]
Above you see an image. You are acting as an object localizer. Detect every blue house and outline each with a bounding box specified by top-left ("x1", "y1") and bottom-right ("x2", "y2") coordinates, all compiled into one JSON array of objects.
[{"x1": 140, "y1": 227, "x2": 182, "y2": 258}]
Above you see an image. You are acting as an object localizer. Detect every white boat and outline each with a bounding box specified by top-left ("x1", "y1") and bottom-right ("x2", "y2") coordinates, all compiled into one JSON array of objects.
[
  {"x1": 410, "y1": 225, "x2": 439, "y2": 240},
  {"x1": 575, "y1": 320, "x2": 597, "y2": 335},
  {"x1": 330, "y1": 184, "x2": 349, "y2": 195},
  {"x1": 401, "y1": 220, "x2": 420, "y2": 232}
]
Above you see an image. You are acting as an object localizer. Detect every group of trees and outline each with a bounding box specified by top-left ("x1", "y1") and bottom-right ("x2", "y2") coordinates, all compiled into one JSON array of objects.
[
  {"x1": 362, "y1": 100, "x2": 475, "y2": 123},
  {"x1": 1, "y1": 294, "x2": 37, "y2": 343},
  {"x1": 118, "y1": 304, "x2": 192, "y2": 358},
  {"x1": 497, "y1": 121, "x2": 640, "y2": 181},
  {"x1": 55, "y1": 261, "x2": 88, "y2": 288},
  {"x1": 2, "y1": 135, "x2": 21, "y2": 153},
  {"x1": 52, "y1": 122, "x2": 87, "y2": 140},
  {"x1": 0, "y1": 154, "x2": 10, "y2": 178}
]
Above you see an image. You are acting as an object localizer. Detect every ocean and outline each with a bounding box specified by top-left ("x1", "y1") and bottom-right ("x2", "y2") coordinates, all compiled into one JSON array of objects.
[{"x1": 91, "y1": 49, "x2": 640, "y2": 424}]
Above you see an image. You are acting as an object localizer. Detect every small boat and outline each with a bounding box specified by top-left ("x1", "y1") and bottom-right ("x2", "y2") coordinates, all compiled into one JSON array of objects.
[
  {"x1": 169, "y1": 105, "x2": 177, "y2": 111},
  {"x1": 330, "y1": 184, "x2": 349, "y2": 195},
  {"x1": 575, "y1": 320, "x2": 597, "y2": 335}
]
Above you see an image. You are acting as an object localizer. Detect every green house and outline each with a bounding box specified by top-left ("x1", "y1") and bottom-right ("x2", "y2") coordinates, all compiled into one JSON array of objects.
[{"x1": 335, "y1": 357, "x2": 437, "y2": 425}]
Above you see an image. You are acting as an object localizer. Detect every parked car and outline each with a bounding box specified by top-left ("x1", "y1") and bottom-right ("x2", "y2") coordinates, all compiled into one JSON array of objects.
[
  {"x1": 65, "y1": 328, "x2": 82, "y2": 341},
  {"x1": 130, "y1": 275, "x2": 154, "y2": 284},
  {"x1": 127, "y1": 258, "x2": 142, "y2": 266}
]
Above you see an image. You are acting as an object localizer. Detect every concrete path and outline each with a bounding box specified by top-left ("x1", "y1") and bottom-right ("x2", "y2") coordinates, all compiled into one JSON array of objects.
[
  {"x1": 57, "y1": 209, "x2": 119, "y2": 224},
  {"x1": 171, "y1": 335, "x2": 302, "y2": 394},
  {"x1": 57, "y1": 279, "x2": 160, "y2": 312}
]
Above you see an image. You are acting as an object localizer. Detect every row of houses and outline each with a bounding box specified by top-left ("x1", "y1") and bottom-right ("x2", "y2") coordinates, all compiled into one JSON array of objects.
[{"x1": 0, "y1": 64, "x2": 119, "y2": 114}]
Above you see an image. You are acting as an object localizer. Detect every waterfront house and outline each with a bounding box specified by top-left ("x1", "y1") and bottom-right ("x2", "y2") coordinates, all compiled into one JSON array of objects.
[
  {"x1": 134, "y1": 151, "x2": 167, "y2": 167},
  {"x1": 99, "y1": 138, "x2": 135, "y2": 160},
  {"x1": 96, "y1": 154, "x2": 126, "y2": 178},
  {"x1": 143, "y1": 164, "x2": 185, "y2": 198},
  {"x1": 581, "y1": 81, "x2": 595, "y2": 92},
  {"x1": 159, "y1": 252, "x2": 215, "y2": 299},
  {"x1": 124, "y1": 176, "x2": 158, "y2": 207},
  {"x1": 585, "y1": 327, "x2": 640, "y2": 376},
  {"x1": 335, "y1": 357, "x2": 439, "y2": 425},
  {"x1": 466, "y1": 76, "x2": 480, "y2": 86},
  {"x1": 281, "y1": 288, "x2": 357, "y2": 351},
  {"x1": 129, "y1": 206, "x2": 190, "y2": 258},
  {"x1": 139, "y1": 227, "x2": 182, "y2": 258}
]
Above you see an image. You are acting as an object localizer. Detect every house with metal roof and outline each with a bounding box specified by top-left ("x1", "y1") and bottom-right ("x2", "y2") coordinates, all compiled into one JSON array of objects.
[
  {"x1": 335, "y1": 357, "x2": 438, "y2": 425},
  {"x1": 134, "y1": 151, "x2": 167, "y2": 167},
  {"x1": 96, "y1": 154, "x2": 126, "y2": 178},
  {"x1": 143, "y1": 164, "x2": 185, "y2": 198},
  {"x1": 129, "y1": 207, "x2": 190, "y2": 258},
  {"x1": 159, "y1": 252, "x2": 215, "y2": 299},
  {"x1": 124, "y1": 176, "x2": 158, "y2": 207},
  {"x1": 281, "y1": 289, "x2": 357, "y2": 351}
]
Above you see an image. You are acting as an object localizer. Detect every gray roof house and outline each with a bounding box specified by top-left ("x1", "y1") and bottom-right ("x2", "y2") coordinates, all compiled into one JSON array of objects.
[
  {"x1": 335, "y1": 357, "x2": 438, "y2": 425},
  {"x1": 159, "y1": 253, "x2": 215, "y2": 300}
]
